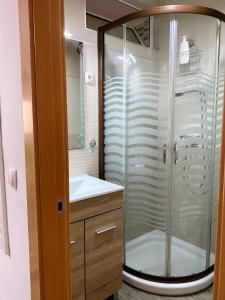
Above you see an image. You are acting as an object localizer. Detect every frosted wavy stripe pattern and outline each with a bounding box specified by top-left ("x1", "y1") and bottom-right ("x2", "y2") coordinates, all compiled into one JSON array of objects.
[
  {"x1": 171, "y1": 73, "x2": 224, "y2": 242},
  {"x1": 212, "y1": 73, "x2": 224, "y2": 222},
  {"x1": 104, "y1": 77, "x2": 124, "y2": 185},
  {"x1": 104, "y1": 71, "x2": 223, "y2": 235},
  {"x1": 104, "y1": 73, "x2": 169, "y2": 231},
  {"x1": 172, "y1": 73, "x2": 218, "y2": 231}
]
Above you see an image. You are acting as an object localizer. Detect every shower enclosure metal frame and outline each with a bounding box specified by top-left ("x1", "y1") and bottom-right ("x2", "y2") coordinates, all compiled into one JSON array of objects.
[{"x1": 98, "y1": 5, "x2": 225, "y2": 295}]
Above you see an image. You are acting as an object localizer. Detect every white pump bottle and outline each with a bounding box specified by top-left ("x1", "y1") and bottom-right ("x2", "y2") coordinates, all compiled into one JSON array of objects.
[{"x1": 179, "y1": 35, "x2": 190, "y2": 65}]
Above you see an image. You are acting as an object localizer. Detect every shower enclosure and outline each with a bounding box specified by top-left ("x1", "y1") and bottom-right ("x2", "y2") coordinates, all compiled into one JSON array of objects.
[{"x1": 98, "y1": 6, "x2": 225, "y2": 295}]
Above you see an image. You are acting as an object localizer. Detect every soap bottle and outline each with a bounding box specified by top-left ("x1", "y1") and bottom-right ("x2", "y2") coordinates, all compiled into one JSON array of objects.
[{"x1": 180, "y1": 35, "x2": 190, "y2": 65}]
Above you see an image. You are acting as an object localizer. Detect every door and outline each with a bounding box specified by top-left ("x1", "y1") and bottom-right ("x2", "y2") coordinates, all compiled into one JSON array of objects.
[
  {"x1": 18, "y1": 0, "x2": 71, "y2": 299},
  {"x1": 85, "y1": 209, "x2": 123, "y2": 299},
  {"x1": 170, "y1": 14, "x2": 221, "y2": 277},
  {"x1": 70, "y1": 221, "x2": 85, "y2": 300}
]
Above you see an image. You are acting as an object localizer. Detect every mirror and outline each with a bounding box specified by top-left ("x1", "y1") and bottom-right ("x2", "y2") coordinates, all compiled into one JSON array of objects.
[{"x1": 65, "y1": 38, "x2": 85, "y2": 149}]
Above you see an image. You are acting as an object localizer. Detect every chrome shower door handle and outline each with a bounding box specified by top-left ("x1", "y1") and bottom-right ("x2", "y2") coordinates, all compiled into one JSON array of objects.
[
  {"x1": 174, "y1": 142, "x2": 179, "y2": 164},
  {"x1": 163, "y1": 144, "x2": 167, "y2": 164}
]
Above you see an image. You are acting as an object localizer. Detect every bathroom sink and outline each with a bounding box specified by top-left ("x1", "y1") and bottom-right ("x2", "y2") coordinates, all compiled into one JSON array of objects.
[
  {"x1": 70, "y1": 179, "x2": 84, "y2": 195},
  {"x1": 69, "y1": 174, "x2": 124, "y2": 202}
]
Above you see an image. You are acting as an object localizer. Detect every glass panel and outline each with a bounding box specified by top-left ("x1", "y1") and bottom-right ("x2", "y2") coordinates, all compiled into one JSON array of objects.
[
  {"x1": 104, "y1": 28, "x2": 124, "y2": 187},
  {"x1": 90, "y1": 15, "x2": 140, "y2": 44},
  {"x1": 123, "y1": 15, "x2": 171, "y2": 277},
  {"x1": 104, "y1": 26, "x2": 125, "y2": 262},
  {"x1": 211, "y1": 21, "x2": 225, "y2": 260},
  {"x1": 103, "y1": 14, "x2": 225, "y2": 281},
  {"x1": 87, "y1": 14, "x2": 140, "y2": 44},
  {"x1": 171, "y1": 14, "x2": 219, "y2": 277}
]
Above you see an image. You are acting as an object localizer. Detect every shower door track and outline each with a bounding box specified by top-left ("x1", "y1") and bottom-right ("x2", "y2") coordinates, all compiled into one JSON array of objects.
[{"x1": 123, "y1": 264, "x2": 214, "y2": 284}]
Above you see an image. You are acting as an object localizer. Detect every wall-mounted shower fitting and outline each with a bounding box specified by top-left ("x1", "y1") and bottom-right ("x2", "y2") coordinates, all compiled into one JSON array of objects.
[{"x1": 89, "y1": 139, "x2": 96, "y2": 152}]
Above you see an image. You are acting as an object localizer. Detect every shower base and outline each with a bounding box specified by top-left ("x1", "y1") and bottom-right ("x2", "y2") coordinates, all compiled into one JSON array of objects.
[{"x1": 124, "y1": 230, "x2": 214, "y2": 296}]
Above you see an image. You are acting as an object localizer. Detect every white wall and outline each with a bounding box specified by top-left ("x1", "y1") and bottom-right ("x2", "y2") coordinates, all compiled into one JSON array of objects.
[
  {"x1": 64, "y1": 0, "x2": 97, "y2": 44},
  {"x1": 64, "y1": 0, "x2": 99, "y2": 178},
  {"x1": 0, "y1": 1, "x2": 31, "y2": 300}
]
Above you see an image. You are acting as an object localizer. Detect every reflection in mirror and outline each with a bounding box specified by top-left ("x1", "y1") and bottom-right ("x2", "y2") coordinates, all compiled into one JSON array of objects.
[{"x1": 65, "y1": 38, "x2": 85, "y2": 149}]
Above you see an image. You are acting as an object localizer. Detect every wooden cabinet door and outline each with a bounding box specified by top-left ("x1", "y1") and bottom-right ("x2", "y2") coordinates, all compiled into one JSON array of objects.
[
  {"x1": 85, "y1": 209, "x2": 123, "y2": 300},
  {"x1": 70, "y1": 221, "x2": 85, "y2": 300}
]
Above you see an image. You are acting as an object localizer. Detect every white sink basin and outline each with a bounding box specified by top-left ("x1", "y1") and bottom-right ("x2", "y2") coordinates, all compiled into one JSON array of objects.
[{"x1": 69, "y1": 174, "x2": 124, "y2": 202}]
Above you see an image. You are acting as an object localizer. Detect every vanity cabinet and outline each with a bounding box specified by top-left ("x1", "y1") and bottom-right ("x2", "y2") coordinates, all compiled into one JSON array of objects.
[
  {"x1": 70, "y1": 221, "x2": 85, "y2": 300},
  {"x1": 70, "y1": 191, "x2": 123, "y2": 300},
  {"x1": 85, "y1": 209, "x2": 123, "y2": 299}
]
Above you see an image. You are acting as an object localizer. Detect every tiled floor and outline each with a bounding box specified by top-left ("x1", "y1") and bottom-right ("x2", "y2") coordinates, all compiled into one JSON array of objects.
[{"x1": 117, "y1": 283, "x2": 213, "y2": 300}]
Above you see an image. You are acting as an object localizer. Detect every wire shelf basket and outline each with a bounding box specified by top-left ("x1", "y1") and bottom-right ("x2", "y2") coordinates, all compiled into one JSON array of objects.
[
  {"x1": 176, "y1": 72, "x2": 201, "y2": 92},
  {"x1": 177, "y1": 45, "x2": 203, "y2": 74}
]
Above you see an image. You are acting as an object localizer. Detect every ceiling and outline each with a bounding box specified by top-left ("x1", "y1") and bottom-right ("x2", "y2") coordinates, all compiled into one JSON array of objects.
[
  {"x1": 86, "y1": 0, "x2": 138, "y2": 21},
  {"x1": 86, "y1": 0, "x2": 161, "y2": 21},
  {"x1": 86, "y1": 0, "x2": 225, "y2": 21}
]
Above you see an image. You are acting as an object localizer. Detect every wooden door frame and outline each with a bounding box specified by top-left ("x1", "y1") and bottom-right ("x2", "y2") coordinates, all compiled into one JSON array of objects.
[
  {"x1": 18, "y1": 0, "x2": 70, "y2": 299},
  {"x1": 214, "y1": 79, "x2": 225, "y2": 299}
]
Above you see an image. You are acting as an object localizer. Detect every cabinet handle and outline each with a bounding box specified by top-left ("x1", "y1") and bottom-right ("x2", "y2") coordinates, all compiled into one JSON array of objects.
[
  {"x1": 70, "y1": 240, "x2": 76, "y2": 245},
  {"x1": 95, "y1": 225, "x2": 117, "y2": 235}
]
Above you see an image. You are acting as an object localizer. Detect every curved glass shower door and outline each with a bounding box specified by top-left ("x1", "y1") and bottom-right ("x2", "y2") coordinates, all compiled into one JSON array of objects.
[
  {"x1": 104, "y1": 14, "x2": 172, "y2": 277},
  {"x1": 103, "y1": 11, "x2": 224, "y2": 281},
  {"x1": 170, "y1": 14, "x2": 221, "y2": 277}
]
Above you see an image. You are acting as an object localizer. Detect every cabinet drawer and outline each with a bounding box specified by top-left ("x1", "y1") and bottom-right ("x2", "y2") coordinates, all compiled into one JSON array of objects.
[
  {"x1": 85, "y1": 209, "x2": 123, "y2": 300},
  {"x1": 70, "y1": 191, "x2": 123, "y2": 223},
  {"x1": 70, "y1": 221, "x2": 85, "y2": 300}
]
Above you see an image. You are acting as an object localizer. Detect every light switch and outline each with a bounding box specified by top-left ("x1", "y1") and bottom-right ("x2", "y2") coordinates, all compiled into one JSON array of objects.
[
  {"x1": 8, "y1": 168, "x2": 17, "y2": 190},
  {"x1": 85, "y1": 72, "x2": 95, "y2": 85}
]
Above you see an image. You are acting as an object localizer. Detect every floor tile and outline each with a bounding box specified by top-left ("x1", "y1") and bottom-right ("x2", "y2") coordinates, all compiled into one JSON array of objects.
[{"x1": 118, "y1": 283, "x2": 212, "y2": 300}]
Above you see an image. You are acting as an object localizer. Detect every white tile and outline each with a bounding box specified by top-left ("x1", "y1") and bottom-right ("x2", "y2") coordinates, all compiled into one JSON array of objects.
[
  {"x1": 69, "y1": 149, "x2": 99, "y2": 177},
  {"x1": 84, "y1": 83, "x2": 98, "y2": 98},
  {"x1": 85, "y1": 122, "x2": 98, "y2": 148},
  {"x1": 83, "y1": 43, "x2": 98, "y2": 98},
  {"x1": 85, "y1": 97, "x2": 98, "y2": 123},
  {"x1": 84, "y1": 43, "x2": 97, "y2": 73}
]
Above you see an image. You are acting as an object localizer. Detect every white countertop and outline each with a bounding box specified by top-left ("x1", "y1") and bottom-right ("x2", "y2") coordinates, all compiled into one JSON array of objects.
[{"x1": 69, "y1": 174, "x2": 124, "y2": 202}]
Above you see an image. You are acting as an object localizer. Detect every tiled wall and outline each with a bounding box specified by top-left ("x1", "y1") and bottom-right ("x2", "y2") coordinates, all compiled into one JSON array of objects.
[
  {"x1": 69, "y1": 149, "x2": 99, "y2": 177},
  {"x1": 64, "y1": 0, "x2": 99, "y2": 178},
  {"x1": 83, "y1": 44, "x2": 99, "y2": 149}
]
